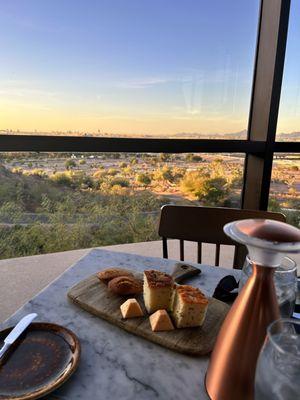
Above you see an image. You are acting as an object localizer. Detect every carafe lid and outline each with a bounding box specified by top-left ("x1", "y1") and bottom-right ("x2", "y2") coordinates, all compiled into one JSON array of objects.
[{"x1": 224, "y1": 219, "x2": 300, "y2": 267}]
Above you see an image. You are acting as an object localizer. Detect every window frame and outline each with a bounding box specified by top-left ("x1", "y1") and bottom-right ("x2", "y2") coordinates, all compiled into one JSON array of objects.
[{"x1": 0, "y1": 0, "x2": 298, "y2": 211}]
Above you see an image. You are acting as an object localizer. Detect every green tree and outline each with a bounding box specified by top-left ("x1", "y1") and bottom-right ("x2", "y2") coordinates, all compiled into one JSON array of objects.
[
  {"x1": 51, "y1": 172, "x2": 72, "y2": 186},
  {"x1": 136, "y1": 173, "x2": 151, "y2": 186},
  {"x1": 186, "y1": 154, "x2": 203, "y2": 162},
  {"x1": 65, "y1": 159, "x2": 76, "y2": 170},
  {"x1": 153, "y1": 165, "x2": 174, "y2": 182},
  {"x1": 107, "y1": 168, "x2": 118, "y2": 176},
  {"x1": 198, "y1": 177, "x2": 228, "y2": 205},
  {"x1": 110, "y1": 177, "x2": 130, "y2": 188},
  {"x1": 180, "y1": 171, "x2": 228, "y2": 205},
  {"x1": 159, "y1": 153, "x2": 170, "y2": 162},
  {"x1": 268, "y1": 197, "x2": 282, "y2": 212}
]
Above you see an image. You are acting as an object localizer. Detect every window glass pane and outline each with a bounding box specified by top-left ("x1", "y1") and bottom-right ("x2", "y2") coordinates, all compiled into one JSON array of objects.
[
  {"x1": 0, "y1": 152, "x2": 244, "y2": 259},
  {"x1": 276, "y1": 0, "x2": 300, "y2": 141},
  {"x1": 269, "y1": 153, "x2": 300, "y2": 227},
  {"x1": 0, "y1": 1, "x2": 259, "y2": 139}
]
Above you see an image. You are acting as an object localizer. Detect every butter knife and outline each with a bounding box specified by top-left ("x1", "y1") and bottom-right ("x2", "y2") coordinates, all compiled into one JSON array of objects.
[
  {"x1": 0, "y1": 313, "x2": 37, "y2": 359},
  {"x1": 171, "y1": 262, "x2": 201, "y2": 283}
]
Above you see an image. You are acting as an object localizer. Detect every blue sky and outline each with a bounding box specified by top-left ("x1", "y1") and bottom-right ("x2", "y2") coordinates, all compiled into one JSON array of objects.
[{"x1": 0, "y1": 0, "x2": 298, "y2": 135}]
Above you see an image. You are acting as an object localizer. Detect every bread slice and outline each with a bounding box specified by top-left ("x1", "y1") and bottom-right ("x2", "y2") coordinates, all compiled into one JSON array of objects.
[
  {"x1": 143, "y1": 270, "x2": 174, "y2": 313},
  {"x1": 120, "y1": 299, "x2": 144, "y2": 319},
  {"x1": 149, "y1": 310, "x2": 174, "y2": 332},
  {"x1": 171, "y1": 285, "x2": 208, "y2": 328}
]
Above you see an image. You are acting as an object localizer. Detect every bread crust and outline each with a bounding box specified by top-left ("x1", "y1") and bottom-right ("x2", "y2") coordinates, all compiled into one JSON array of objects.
[
  {"x1": 108, "y1": 276, "x2": 143, "y2": 295},
  {"x1": 97, "y1": 268, "x2": 134, "y2": 284},
  {"x1": 144, "y1": 270, "x2": 173, "y2": 289},
  {"x1": 176, "y1": 285, "x2": 208, "y2": 305}
]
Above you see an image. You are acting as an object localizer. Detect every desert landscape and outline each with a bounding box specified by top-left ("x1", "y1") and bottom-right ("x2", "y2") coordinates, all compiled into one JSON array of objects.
[{"x1": 0, "y1": 150, "x2": 298, "y2": 260}]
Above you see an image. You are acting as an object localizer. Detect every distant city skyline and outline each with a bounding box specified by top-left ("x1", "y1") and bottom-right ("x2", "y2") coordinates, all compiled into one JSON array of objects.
[{"x1": 0, "y1": 1, "x2": 299, "y2": 135}]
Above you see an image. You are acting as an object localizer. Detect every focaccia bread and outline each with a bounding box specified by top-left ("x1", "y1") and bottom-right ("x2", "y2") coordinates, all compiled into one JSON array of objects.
[
  {"x1": 97, "y1": 268, "x2": 134, "y2": 284},
  {"x1": 171, "y1": 285, "x2": 208, "y2": 328},
  {"x1": 143, "y1": 270, "x2": 174, "y2": 313}
]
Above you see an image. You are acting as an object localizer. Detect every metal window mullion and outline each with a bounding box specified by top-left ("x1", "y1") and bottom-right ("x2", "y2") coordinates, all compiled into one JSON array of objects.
[{"x1": 242, "y1": 0, "x2": 291, "y2": 211}]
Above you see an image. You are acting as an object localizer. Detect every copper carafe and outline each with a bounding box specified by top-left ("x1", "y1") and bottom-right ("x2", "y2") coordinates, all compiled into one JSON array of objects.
[{"x1": 205, "y1": 219, "x2": 300, "y2": 400}]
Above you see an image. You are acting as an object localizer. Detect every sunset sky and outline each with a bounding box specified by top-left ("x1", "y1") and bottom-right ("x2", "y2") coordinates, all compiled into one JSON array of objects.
[{"x1": 0, "y1": 0, "x2": 299, "y2": 135}]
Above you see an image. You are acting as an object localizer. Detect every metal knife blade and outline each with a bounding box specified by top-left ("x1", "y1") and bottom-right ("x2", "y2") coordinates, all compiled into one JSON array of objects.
[
  {"x1": 171, "y1": 262, "x2": 201, "y2": 283},
  {"x1": 0, "y1": 313, "x2": 37, "y2": 359},
  {"x1": 293, "y1": 312, "x2": 300, "y2": 319}
]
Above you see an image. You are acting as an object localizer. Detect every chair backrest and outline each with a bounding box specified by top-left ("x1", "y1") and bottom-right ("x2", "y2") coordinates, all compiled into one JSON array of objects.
[{"x1": 158, "y1": 205, "x2": 286, "y2": 269}]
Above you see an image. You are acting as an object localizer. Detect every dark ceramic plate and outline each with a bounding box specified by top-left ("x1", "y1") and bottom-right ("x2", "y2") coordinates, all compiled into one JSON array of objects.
[{"x1": 0, "y1": 323, "x2": 80, "y2": 400}]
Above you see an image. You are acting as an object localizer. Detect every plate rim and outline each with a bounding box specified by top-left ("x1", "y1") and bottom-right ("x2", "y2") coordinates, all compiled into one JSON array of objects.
[{"x1": 0, "y1": 322, "x2": 81, "y2": 400}]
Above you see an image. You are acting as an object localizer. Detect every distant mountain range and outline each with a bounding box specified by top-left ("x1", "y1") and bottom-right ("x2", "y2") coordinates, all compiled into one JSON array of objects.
[
  {"x1": 276, "y1": 131, "x2": 300, "y2": 141},
  {"x1": 174, "y1": 130, "x2": 300, "y2": 141},
  {"x1": 0, "y1": 129, "x2": 300, "y2": 141}
]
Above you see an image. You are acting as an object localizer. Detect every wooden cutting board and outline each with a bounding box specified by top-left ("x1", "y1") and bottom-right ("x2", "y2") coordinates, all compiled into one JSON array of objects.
[{"x1": 67, "y1": 267, "x2": 229, "y2": 356}]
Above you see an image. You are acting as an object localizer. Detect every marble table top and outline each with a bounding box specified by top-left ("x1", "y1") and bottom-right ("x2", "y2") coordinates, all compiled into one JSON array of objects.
[{"x1": 2, "y1": 249, "x2": 241, "y2": 400}]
